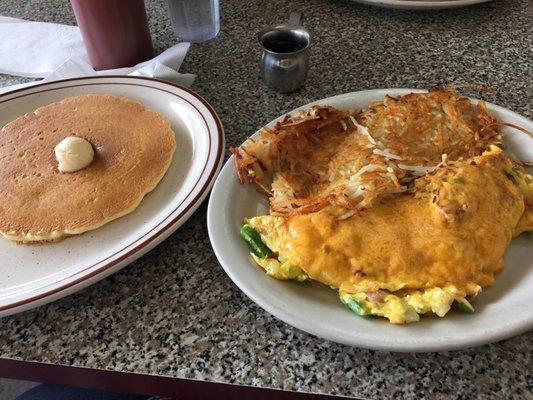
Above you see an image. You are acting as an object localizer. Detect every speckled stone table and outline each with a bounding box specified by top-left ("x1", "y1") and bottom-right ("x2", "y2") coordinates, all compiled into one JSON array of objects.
[{"x1": 0, "y1": 0, "x2": 532, "y2": 399}]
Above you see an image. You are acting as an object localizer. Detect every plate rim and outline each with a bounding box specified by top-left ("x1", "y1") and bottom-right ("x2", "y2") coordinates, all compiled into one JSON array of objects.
[
  {"x1": 350, "y1": 0, "x2": 492, "y2": 10},
  {"x1": 0, "y1": 76, "x2": 225, "y2": 315},
  {"x1": 207, "y1": 87, "x2": 533, "y2": 352}
]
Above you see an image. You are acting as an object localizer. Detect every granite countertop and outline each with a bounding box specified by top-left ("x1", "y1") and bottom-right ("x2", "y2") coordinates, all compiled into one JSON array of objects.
[{"x1": 0, "y1": 0, "x2": 532, "y2": 398}]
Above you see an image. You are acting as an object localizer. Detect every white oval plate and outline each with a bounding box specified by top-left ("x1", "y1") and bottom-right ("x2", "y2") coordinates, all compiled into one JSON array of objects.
[
  {"x1": 208, "y1": 89, "x2": 532, "y2": 352},
  {"x1": 350, "y1": 0, "x2": 491, "y2": 10},
  {"x1": 0, "y1": 76, "x2": 224, "y2": 316}
]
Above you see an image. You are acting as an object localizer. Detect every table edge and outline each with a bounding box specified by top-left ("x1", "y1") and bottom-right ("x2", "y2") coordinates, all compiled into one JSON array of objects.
[{"x1": 0, "y1": 358, "x2": 357, "y2": 400}]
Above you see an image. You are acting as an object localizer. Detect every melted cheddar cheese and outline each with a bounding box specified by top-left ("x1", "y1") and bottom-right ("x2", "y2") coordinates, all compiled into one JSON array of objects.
[{"x1": 246, "y1": 148, "x2": 532, "y2": 323}]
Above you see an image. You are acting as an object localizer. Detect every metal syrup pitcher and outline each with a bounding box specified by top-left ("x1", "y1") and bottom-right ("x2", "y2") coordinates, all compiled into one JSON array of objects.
[{"x1": 258, "y1": 12, "x2": 311, "y2": 93}]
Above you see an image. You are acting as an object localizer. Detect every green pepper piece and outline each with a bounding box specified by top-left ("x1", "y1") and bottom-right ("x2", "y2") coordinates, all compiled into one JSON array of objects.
[
  {"x1": 340, "y1": 295, "x2": 369, "y2": 316},
  {"x1": 240, "y1": 225, "x2": 271, "y2": 259},
  {"x1": 451, "y1": 176, "x2": 465, "y2": 184},
  {"x1": 455, "y1": 299, "x2": 475, "y2": 314}
]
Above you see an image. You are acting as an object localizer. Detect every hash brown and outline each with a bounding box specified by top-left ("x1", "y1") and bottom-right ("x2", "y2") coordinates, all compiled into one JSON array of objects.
[{"x1": 232, "y1": 88, "x2": 503, "y2": 216}]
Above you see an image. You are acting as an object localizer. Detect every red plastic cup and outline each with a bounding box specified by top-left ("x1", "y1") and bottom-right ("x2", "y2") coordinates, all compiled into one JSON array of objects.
[{"x1": 70, "y1": 0, "x2": 155, "y2": 70}]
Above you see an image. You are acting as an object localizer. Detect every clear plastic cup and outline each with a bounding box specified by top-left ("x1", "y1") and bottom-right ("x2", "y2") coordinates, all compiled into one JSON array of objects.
[{"x1": 167, "y1": 0, "x2": 220, "y2": 43}]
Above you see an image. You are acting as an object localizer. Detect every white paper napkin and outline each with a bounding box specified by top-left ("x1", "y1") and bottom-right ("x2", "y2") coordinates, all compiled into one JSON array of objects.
[{"x1": 0, "y1": 16, "x2": 195, "y2": 94}]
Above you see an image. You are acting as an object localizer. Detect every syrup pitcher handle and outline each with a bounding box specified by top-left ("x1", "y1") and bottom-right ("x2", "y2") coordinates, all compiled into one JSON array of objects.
[{"x1": 289, "y1": 12, "x2": 303, "y2": 27}]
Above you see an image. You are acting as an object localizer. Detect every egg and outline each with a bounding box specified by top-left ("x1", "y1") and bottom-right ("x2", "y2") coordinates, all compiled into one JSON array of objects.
[{"x1": 245, "y1": 148, "x2": 532, "y2": 323}]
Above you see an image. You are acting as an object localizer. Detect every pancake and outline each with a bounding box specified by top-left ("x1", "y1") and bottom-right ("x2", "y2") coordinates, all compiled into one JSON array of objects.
[{"x1": 0, "y1": 94, "x2": 176, "y2": 243}]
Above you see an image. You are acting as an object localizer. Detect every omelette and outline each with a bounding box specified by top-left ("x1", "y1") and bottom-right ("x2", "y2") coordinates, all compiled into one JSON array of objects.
[
  {"x1": 0, "y1": 94, "x2": 176, "y2": 243},
  {"x1": 234, "y1": 88, "x2": 532, "y2": 324}
]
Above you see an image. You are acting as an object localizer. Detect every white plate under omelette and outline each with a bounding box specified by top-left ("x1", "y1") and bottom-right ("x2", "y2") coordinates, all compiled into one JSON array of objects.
[{"x1": 208, "y1": 89, "x2": 533, "y2": 351}]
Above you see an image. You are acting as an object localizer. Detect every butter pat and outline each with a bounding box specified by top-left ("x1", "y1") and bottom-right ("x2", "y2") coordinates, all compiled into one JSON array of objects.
[{"x1": 54, "y1": 136, "x2": 94, "y2": 172}]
